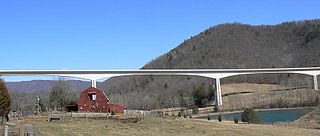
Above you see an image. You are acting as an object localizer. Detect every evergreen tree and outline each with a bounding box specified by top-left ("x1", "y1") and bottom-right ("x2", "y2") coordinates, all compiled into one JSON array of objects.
[
  {"x1": 192, "y1": 83, "x2": 215, "y2": 108},
  {"x1": 0, "y1": 78, "x2": 11, "y2": 124},
  {"x1": 241, "y1": 108, "x2": 261, "y2": 124}
]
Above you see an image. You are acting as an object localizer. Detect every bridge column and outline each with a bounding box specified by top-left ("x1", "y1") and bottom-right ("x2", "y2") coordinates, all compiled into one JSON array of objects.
[
  {"x1": 91, "y1": 79, "x2": 97, "y2": 88},
  {"x1": 313, "y1": 75, "x2": 318, "y2": 90},
  {"x1": 215, "y1": 78, "x2": 223, "y2": 106}
]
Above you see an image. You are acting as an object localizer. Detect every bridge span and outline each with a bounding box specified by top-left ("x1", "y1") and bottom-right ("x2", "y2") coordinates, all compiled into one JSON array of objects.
[{"x1": 1, "y1": 67, "x2": 320, "y2": 106}]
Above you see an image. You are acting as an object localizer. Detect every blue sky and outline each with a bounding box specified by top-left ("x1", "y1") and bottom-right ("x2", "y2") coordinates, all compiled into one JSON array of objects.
[{"x1": 1, "y1": 0, "x2": 320, "y2": 81}]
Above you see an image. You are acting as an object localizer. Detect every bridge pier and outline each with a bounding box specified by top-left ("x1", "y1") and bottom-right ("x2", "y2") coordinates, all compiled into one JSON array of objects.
[
  {"x1": 215, "y1": 78, "x2": 223, "y2": 111},
  {"x1": 91, "y1": 80, "x2": 97, "y2": 88},
  {"x1": 314, "y1": 75, "x2": 318, "y2": 90}
]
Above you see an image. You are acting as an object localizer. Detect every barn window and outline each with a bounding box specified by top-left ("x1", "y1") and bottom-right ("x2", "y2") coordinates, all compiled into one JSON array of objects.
[{"x1": 88, "y1": 93, "x2": 97, "y2": 101}]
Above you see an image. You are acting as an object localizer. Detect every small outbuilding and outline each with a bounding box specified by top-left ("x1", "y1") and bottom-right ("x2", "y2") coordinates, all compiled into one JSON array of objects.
[{"x1": 77, "y1": 87, "x2": 124, "y2": 113}]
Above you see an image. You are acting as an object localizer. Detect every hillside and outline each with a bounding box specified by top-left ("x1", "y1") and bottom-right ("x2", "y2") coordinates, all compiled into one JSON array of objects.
[
  {"x1": 102, "y1": 19, "x2": 320, "y2": 110},
  {"x1": 144, "y1": 21, "x2": 320, "y2": 69}
]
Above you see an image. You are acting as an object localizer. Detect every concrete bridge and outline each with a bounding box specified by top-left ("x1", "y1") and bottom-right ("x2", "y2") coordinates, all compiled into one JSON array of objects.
[{"x1": 1, "y1": 67, "x2": 320, "y2": 106}]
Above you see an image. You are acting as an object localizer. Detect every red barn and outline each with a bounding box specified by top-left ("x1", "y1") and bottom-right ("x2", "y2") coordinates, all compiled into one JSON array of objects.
[{"x1": 77, "y1": 87, "x2": 124, "y2": 113}]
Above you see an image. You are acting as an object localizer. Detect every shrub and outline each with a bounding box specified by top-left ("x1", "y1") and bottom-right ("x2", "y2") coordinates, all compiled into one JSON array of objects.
[
  {"x1": 214, "y1": 105, "x2": 220, "y2": 112},
  {"x1": 192, "y1": 84, "x2": 215, "y2": 108},
  {"x1": 111, "y1": 109, "x2": 116, "y2": 115},
  {"x1": 218, "y1": 114, "x2": 222, "y2": 122},
  {"x1": 241, "y1": 108, "x2": 261, "y2": 124},
  {"x1": 315, "y1": 96, "x2": 319, "y2": 106},
  {"x1": 178, "y1": 111, "x2": 182, "y2": 117},
  {"x1": 165, "y1": 112, "x2": 169, "y2": 116},
  {"x1": 183, "y1": 114, "x2": 187, "y2": 118},
  {"x1": 234, "y1": 117, "x2": 239, "y2": 124},
  {"x1": 192, "y1": 107, "x2": 199, "y2": 115}
]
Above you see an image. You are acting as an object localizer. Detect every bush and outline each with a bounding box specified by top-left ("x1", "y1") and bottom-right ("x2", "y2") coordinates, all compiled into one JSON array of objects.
[
  {"x1": 192, "y1": 107, "x2": 199, "y2": 115},
  {"x1": 218, "y1": 114, "x2": 222, "y2": 122},
  {"x1": 178, "y1": 112, "x2": 182, "y2": 117},
  {"x1": 214, "y1": 105, "x2": 220, "y2": 112},
  {"x1": 111, "y1": 109, "x2": 116, "y2": 115},
  {"x1": 234, "y1": 117, "x2": 239, "y2": 124},
  {"x1": 192, "y1": 84, "x2": 215, "y2": 108},
  {"x1": 241, "y1": 108, "x2": 261, "y2": 124},
  {"x1": 183, "y1": 114, "x2": 187, "y2": 118},
  {"x1": 315, "y1": 96, "x2": 319, "y2": 106}
]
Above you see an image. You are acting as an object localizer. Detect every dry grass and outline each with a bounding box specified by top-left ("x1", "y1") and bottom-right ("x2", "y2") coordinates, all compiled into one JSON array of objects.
[
  {"x1": 220, "y1": 83, "x2": 282, "y2": 110},
  {"x1": 273, "y1": 108, "x2": 320, "y2": 130},
  {"x1": 290, "y1": 108, "x2": 320, "y2": 129},
  {"x1": 221, "y1": 83, "x2": 282, "y2": 95},
  {"x1": 19, "y1": 117, "x2": 320, "y2": 136},
  {"x1": 220, "y1": 83, "x2": 319, "y2": 111}
]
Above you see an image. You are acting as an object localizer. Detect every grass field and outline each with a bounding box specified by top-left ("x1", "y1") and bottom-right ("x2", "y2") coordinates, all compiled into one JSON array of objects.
[
  {"x1": 220, "y1": 83, "x2": 320, "y2": 111},
  {"x1": 22, "y1": 117, "x2": 319, "y2": 136},
  {"x1": 220, "y1": 83, "x2": 283, "y2": 110},
  {"x1": 288, "y1": 108, "x2": 320, "y2": 129},
  {"x1": 221, "y1": 83, "x2": 282, "y2": 95}
]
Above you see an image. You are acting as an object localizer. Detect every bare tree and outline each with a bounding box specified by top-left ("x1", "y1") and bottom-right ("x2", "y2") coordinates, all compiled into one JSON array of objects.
[{"x1": 49, "y1": 78, "x2": 77, "y2": 111}]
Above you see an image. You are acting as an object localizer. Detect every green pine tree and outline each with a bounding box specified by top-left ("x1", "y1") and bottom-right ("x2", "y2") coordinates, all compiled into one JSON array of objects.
[{"x1": 0, "y1": 78, "x2": 11, "y2": 124}]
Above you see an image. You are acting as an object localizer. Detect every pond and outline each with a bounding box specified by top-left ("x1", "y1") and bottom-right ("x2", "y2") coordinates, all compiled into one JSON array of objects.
[{"x1": 198, "y1": 108, "x2": 314, "y2": 124}]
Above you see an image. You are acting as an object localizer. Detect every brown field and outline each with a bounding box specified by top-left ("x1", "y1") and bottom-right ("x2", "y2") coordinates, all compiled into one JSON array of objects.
[
  {"x1": 279, "y1": 108, "x2": 320, "y2": 129},
  {"x1": 4, "y1": 116, "x2": 317, "y2": 136},
  {"x1": 221, "y1": 83, "x2": 283, "y2": 95},
  {"x1": 220, "y1": 83, "x2": 319, "y2": 111}
]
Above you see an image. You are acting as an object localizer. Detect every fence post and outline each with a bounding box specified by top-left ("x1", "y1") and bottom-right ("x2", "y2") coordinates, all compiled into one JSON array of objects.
[
  {"x1": 4, "y1": 124, "x2": 8, "y2": 136},
  {"x1": 25, "y1": 124, "x2": 33, "y2": 136},
  {"x1": 19, "y1": 125, "x2": 24, "y2": 136}
]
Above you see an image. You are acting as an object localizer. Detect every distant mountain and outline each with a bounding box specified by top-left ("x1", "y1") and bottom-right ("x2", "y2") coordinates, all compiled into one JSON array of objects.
[
  {"x1": 102, "y1": 19, "x2": 320, "y2": 110},
  {"x1": 7, "y1": 80, "x2": 97, "y2": 93}
]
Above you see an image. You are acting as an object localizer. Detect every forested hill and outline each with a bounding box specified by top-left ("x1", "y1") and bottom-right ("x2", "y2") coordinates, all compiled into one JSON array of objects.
[
  {"x1": 143, "y1": 20, "x2": 320, "y2": 69},
  {"x1": 102, "y1": 20, "x2": 320, "y2": 110}
]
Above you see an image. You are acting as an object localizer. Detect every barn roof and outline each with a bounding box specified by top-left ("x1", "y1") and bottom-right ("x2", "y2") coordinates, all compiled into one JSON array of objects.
[{"x1": 82, "y1": 87, "x2": 110, "y2": 102}]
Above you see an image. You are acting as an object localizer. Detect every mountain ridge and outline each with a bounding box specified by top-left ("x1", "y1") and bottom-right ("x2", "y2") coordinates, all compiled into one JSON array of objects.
[{"x1": 7, "y1": 80, "x2": 94, "y2": 93}]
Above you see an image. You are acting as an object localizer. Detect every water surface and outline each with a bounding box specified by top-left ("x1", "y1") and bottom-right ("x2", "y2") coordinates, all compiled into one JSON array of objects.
[{"x1": 199, "y1": 108, "x2": 314, "y2": 124}]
